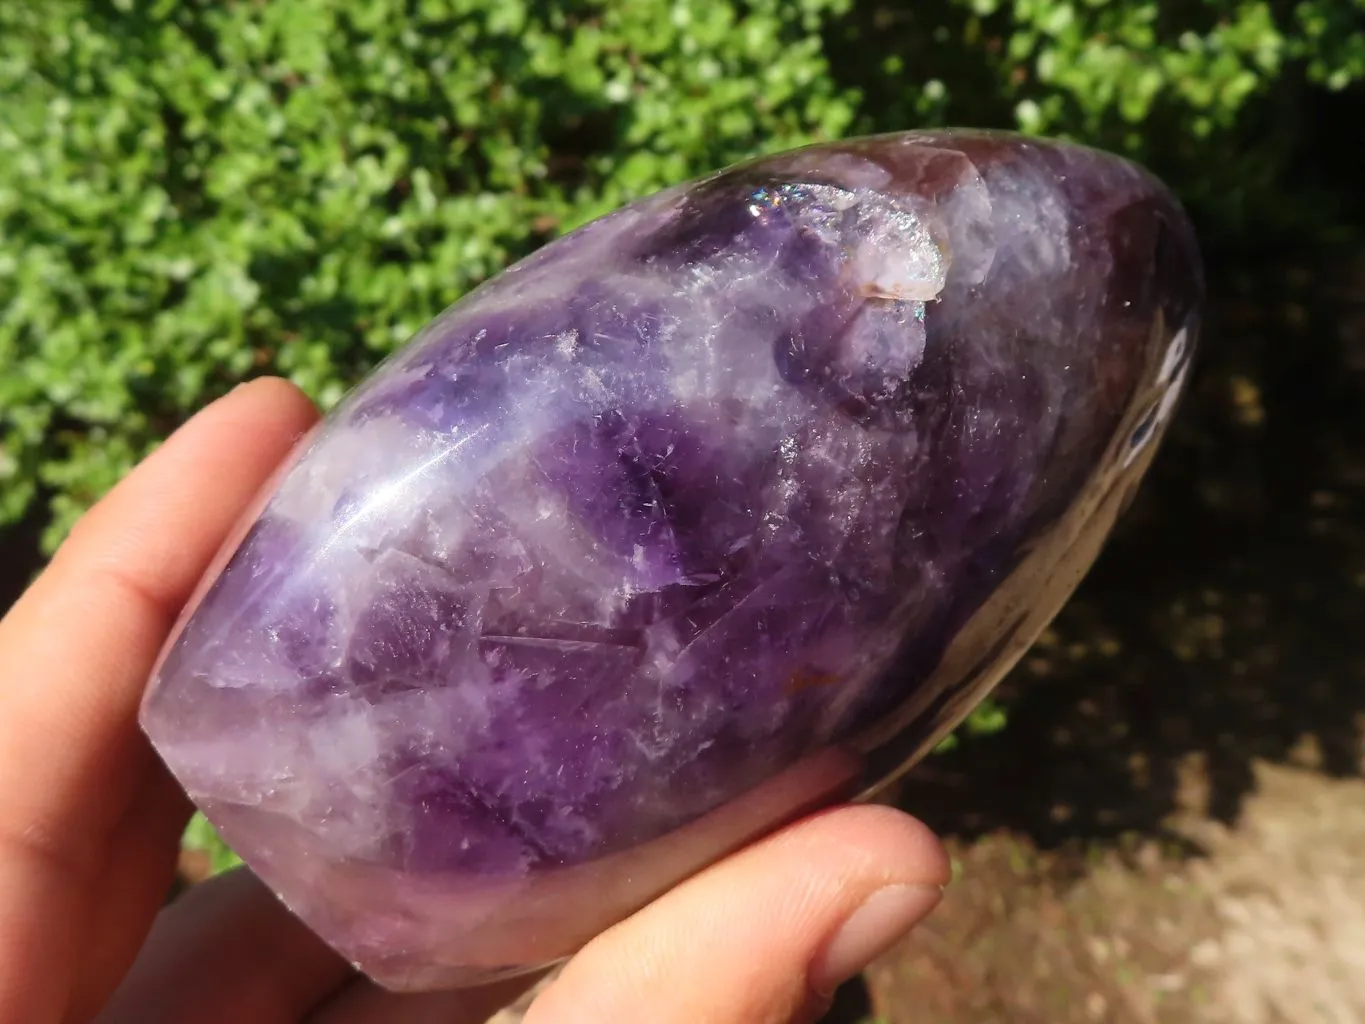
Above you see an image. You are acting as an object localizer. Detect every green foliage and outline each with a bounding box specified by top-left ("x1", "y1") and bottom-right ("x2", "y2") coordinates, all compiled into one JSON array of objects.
[
  {"x1": 835, "y1": 0, "x2": 1363, "y2": 235},
  {"x1": 3, "y1": 0, "x2": 1363, "y2": 540},
  {"x1": 0, "y1": 0, "x2": 860, "y2": 546},
  {"x1": 998, "y1": 0, "x2": 1287, "y2": 138},
  {"x1": 934, "y1": 696, "x2": 1010, "y2": 754},
  {"x1": 1296, "y1": 0, "x2": 1365, "y2": 89},
  {"x1": 181, "y1": 811, "x2": 243, "y2": 875},
  {"x1": 3, "y1": 0, "x2": 1361, "y2": 542}
]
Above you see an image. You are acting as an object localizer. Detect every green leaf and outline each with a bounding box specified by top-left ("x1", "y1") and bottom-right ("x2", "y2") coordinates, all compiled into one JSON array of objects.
[{"x1": 181, "y1": 813, "x2": 244, "y2": 876}]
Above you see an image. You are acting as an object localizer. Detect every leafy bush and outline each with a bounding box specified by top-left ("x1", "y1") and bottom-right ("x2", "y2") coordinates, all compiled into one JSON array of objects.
[
  {"x1": 180, "y1": 811, "x2": 242, "y2": 876},
  {"x1": 2, "y1": 0, "x2": 1362, "y2": 545},
  {"x1": 1, "y1": 0, "x2": 861, "y2": 545},
  {"x1": 831, "y1": 0, "x2": 1364, "y2": 236}
]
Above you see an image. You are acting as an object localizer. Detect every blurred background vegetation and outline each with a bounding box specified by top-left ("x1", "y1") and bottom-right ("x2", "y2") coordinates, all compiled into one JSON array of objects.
[
  {"x1": 2, "y1": 0, "x2": 1364, "y2": 951},
  {"x1": 2, "y1": 0, "x2": 1361, "y2": 550}
]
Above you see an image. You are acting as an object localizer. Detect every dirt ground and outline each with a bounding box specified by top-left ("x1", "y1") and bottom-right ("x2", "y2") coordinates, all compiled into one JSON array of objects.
[{"x1": 862, "y1": 760, "x2": 1365, "y2": 1024}]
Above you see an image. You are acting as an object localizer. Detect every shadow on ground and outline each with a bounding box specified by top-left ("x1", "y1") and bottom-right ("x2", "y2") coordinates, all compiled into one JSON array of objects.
[
  {"x1": 893, "y1": 231, "x2": 1365, "y2": 855},
  {"x1": 817, "y1": 223, "x2": 1365, "y2": 1024}
]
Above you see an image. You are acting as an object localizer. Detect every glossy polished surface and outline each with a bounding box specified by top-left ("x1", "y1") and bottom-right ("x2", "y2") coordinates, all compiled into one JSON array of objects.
[{"x1": 142, "y1": 130, "x2": 1203, "y2": 990}]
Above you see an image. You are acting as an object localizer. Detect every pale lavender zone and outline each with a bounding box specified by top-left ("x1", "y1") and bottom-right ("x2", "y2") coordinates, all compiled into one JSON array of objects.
[{"x1": 143, "y1": 130, "x2": 1201, "y2": 979}]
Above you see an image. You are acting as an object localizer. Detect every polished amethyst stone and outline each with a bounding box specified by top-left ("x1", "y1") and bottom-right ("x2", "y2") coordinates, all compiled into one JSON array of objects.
[{"x1": 142, "y1": 130, "x2": 1202, "y2": 990}]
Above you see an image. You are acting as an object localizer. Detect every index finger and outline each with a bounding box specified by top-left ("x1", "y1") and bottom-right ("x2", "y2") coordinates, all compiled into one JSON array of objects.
[{"x1": 0, "y1": 378, "x2": 319, "y2": 1021}]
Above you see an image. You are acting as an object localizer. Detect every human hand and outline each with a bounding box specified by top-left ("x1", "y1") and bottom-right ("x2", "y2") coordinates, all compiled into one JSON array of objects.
[{"x1": 0, "y1": 378, "x2": 950, "y2": 1024}]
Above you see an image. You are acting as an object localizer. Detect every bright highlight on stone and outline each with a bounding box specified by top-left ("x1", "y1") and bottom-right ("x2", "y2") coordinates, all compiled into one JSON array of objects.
[{"x1": 142, "y1": 130, "x2": 1203, "y2": 990}]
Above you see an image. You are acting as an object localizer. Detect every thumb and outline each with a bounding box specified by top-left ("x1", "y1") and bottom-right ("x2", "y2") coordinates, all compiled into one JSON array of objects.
[{"x1": 523, "y1": 804, "x2": 949, "y2": 1024}]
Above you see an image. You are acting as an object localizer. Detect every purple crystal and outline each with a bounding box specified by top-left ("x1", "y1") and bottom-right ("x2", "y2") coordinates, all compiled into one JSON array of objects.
[{"x1": 141, "y1": 130, "x2": 1202, "y2": 990}]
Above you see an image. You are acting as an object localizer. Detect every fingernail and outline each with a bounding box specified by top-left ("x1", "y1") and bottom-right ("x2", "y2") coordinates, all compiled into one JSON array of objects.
[{"x1": 810, "y1": 884, "x2": 943, "y2": 996}]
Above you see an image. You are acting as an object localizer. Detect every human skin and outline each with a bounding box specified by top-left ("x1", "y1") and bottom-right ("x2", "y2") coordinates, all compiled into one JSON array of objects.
[{"x1": 0, "y1": 378, "x2": 949, "y2": 1024}]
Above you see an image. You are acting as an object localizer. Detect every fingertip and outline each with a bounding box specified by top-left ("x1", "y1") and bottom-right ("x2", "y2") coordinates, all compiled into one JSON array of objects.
[
  {"x1": 525, "y1": 804, "x2": 949, "y2": 1024},
  {"x1": 224, "y1": 375, "x2": 318, "y2": 421},
  {"x1": 176, "y1": 375, "x2": 320, "y2": 459},
  {"x1": 54, "y1": 374, "x2": 319, "y2": 574},
  {"x1": 808, "y1": 881, "x2": 943, "y2": 1000},
  {"x1": 758, "y1": 803, "x2": 952, "y2": 887}
]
